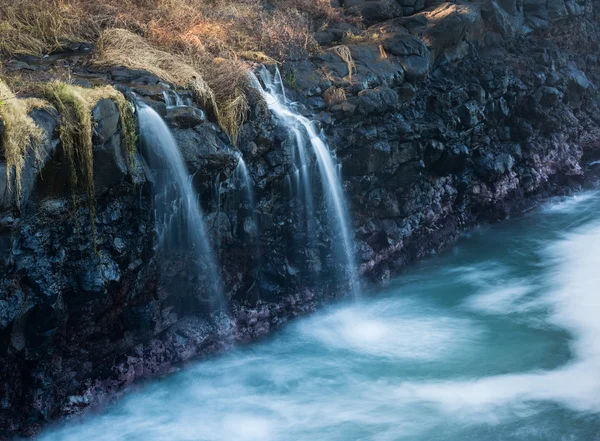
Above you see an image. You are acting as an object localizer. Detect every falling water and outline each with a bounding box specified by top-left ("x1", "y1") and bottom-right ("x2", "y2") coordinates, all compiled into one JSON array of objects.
[
  {"x1": 163, "y1": 90, "x2": 192, "y2": 108},
  {"x1": 234, "y1": 155, "x2": 255, "y2": 213},
  {"x1": 137, "y1": 101, "x2": 223, "y2": 300},
  {"x1": 250, "y1": 68, "x2": 360, "y2": 296},
  {"x1": 233, "y1": 155, "x2": 258, "y2": 245}
]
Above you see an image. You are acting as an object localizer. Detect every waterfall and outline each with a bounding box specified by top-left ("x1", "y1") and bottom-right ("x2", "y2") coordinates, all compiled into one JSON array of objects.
[
  {"x1": 234, "y1": 155, "x2": 255, "y2": 213},
  {"x1": 137, "y1": 101, "x2": 223, "y2": 301},
  {"x1": 163, "y1": 90, "x2": 192, "y2": 108},
  {"x1": 233, "y1": 155, "x2": 258, "y2": 243},
  {"x1": 249, "y1": 68, "x2": 360, "y2": 296}
]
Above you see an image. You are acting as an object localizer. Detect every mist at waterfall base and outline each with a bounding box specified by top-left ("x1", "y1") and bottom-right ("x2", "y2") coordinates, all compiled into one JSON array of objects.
[
  {"x1": 36, "y1": 190, "x2": 600, "y2": 441},
  {"x1": 137, "y1": 101, "x2": 224, "y2": 303}
]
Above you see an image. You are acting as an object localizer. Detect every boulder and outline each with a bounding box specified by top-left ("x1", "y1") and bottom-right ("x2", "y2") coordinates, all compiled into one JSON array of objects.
[
  {"x1": 350, "y1": 87, "x2": 399, "y2": 115},
  {"x1": 344, "y1": 0, "x2": 403, "y2": 24},
  {"x1": 523, "y1": 0, "x2": 550, "y2": 28},
  {"x1": 349, "y1": 44, "x2": 405, "y2": 87},
  {"x1": 481, "y1": 0, "x2": 525, "y2": 38},
  {"x1": 534, "y1": 86, "x2": 562, "y2": 108},
  {"x1": 165, "y1": 106, "x2": 206, "y2": 129},
  {"x1": 92, "y1": 99, "x2": 120, "y2": 145},
  {"x1": 419, "y1": 3, "x2": 483, "y2": 60},
  {"x1": 563, "y1": 65, "x2": 592, "y2": 108},
  {"x1": 93, "y1": 133, "x2": 129, "y2": 194},
  {"x1": 458, "y1": 100, "x2": 480, "y2": 128},
  {"x1": 474, "y1": 152, "x2": 515, "y2": 181}
]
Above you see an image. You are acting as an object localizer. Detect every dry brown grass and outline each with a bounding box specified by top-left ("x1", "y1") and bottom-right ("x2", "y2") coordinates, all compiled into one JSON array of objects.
[
  {"x1": 274, "y1": 0, "x2": 341, "y2": 21},
  {"x1": 0, "y1": 0, "x2": 91, "y2": 57},
  {"x1": 332, "y1": 45, "x2": 356, "y2": 81},
  {"x1": 0, "y1": 78, "x2": 44, "y2": 204},
  {"x1": 323, "y1": 86, "x2": 347, "y2": 106},
  {"x1": 96, "y1": 29, "x2": 218, "y2": 111},
  {"x1": 261, "y1": 9, "x2": 318, "y2": 60},
  {"x1": 196, "y1": 57, "x2": 250, "y2": 145},
  {"x1": 0, "y1": 0, "x2": 331, "y2": 60},
  {"x1": 0, "y1": 0, "x2": 349, "y2": 142},
  {"x1": 238, "y1": 51, "x2": 280, "y2": 66},
  {"x1": 40, "y1": 81, "x2": 136, "y2": 241},
  {"x1": 97, "y1": 28, "x2": 251, "y2": 143},
  {"x1": 135, "y1": 0, "x2": 323, "y2": 60}
]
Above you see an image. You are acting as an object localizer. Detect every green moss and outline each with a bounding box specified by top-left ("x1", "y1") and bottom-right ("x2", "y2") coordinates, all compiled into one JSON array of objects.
[{"x1": 284, "y1": 70, "x2": 297, "y2": 90}]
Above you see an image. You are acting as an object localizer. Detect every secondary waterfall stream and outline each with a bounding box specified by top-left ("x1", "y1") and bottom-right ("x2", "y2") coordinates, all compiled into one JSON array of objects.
[
  {"x1": 137, "y1": 101, "x2": 223, "y2": 301},
  {"x1": 35, "y1": 190, "x2": 600, "y2": 441},
  {"x1": 250, "y1": 68, "x2": 360, "y2": 296}
]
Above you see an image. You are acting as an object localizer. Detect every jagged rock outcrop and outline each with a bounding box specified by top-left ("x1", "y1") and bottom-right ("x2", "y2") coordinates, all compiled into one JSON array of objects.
[{"x1": 1, "y1": 0, "x2": 599, "y2": 437}]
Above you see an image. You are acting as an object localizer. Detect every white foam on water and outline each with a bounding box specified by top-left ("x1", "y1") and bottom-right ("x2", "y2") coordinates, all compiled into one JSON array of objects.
[
  {"x1": 464, "y1": 282, "x2": 540, "y2": 315},
  {"x1": 544, "y1": 192, "x2": 597, "y2": 214},
  {"x1": 299, "y1": 298, "x2": 481, "y2": 360},
  {"x1": 393, "y1": 222, "x2": 600, "y2": 421}
]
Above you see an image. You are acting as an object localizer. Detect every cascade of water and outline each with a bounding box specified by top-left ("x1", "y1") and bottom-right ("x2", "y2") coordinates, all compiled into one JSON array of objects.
[
  {"x1": 249, "y1": 68, "x2": 360, "y2": 296},
  {"x1": 255, "y1": 71, "x2": 317, "y2": 245},
  {"x1": 234, "y1": 155, "x2": 255, "y2": 213},
  {"x1": 163, "y1": 90, "x2": 192, "y2": 108},
  {"x1": 233, "y1": 155, "x2": 258, "y2": 243},
  {"x1": 137, "y1": 101, "x2": 223, "y2": 300}
]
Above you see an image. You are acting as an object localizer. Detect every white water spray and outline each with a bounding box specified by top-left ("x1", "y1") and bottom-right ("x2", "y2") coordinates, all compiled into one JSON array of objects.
[
  {"x1": 234, "y1": 155, "x2": 255, "y2": 213},
  {"x1": 249, "y1": 68, "x2": 360, "y2": 296},
  {"x1": 163, "y1": 90, "x2": 192, "y2": 108},
  {"x1": 137, "y1": 101, "x2": 223, "y2": 299}
]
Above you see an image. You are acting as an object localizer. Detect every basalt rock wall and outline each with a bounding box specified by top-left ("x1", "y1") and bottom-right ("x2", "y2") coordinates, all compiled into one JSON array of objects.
[{"x1": 1, "y1": 0, "x2": 599, "y2": 436}]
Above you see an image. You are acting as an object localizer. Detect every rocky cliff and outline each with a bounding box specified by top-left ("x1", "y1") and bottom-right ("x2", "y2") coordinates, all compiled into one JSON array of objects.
[{"x1": 1, "y1": 0, "x2": 599, "y2": 436}]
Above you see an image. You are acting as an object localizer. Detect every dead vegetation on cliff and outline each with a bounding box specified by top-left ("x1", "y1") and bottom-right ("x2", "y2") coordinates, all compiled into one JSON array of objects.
[
  {"x1": 323, "y1": 86, "x2": 347, "y2": 106},
  {"x1": 0, "y1": 0, "x2": 336, "y2": 60},
  {"x1": 0, "y1": 0, "x2": 90, "y2": 57},
  {"x1": 331, "y1": 45, "x2": 356, "y2": 80},
  {"x1": 96, "y1": 28, "x2": 249, "y2": 143},
  {"x1": 38, "y1": 81, "x2": 136, "y2": 240},
  {"x1": 96, "y1": 29, "x2": 218, "y2": 113},
  {"x1": 0, "y1": 79, "x2": 45, "y2": 204},
  {"x1": 0, "y1": 0, "x2": 351, "y2": 141}
]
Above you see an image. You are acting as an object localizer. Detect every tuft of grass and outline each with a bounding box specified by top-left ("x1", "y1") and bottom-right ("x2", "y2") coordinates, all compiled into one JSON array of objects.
[
  {"x1": 196, "y1": 57, "x2": 250, "y2": 145},
  {"x1": 42, "y1": 82, "x2": 96, "y2": 241},
  {"x1": 323, "y1": 86, "x2": 347, "y2": 106},
  {"x1": 332, "y1": 45, "x2": 356, "y2": 81},
  {"x1": 261, "y1": 9, "x2": 318, "y2": 60},
  {"x1": 284, "y1": 70, "x2": 298, "y2": 89},
  {"x1": 97, "y1": 29, "x2": 250, "y2": 144},
  {"x1": 40, "y1": 81, "x2": 136, "y2": 244},
  {"x1": 0, "y1": 78, "x2": 44, "y2": 205},
  {"x1": 96, "y1": 29, "x2": 218, "y2": 120},
  {"x1": 0, "y1": 0, "x2": 90, "y2": 57},
  {"x1": 238, "y1": 51, "x2": 280, "y2": 66}
]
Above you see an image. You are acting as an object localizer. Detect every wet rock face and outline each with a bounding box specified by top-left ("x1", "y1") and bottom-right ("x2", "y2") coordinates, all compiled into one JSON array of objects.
[{"x1": 2, "y1": 0, "x2": 600, "y2": 436}]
